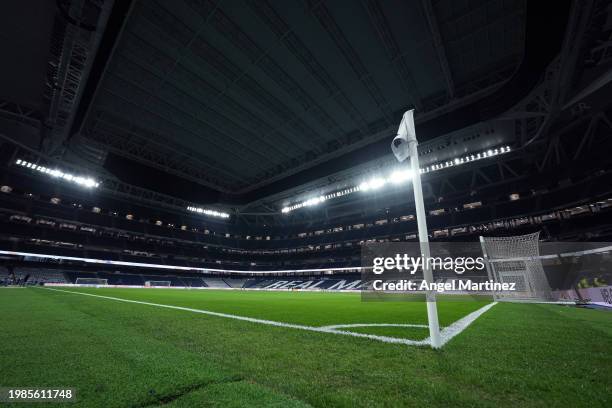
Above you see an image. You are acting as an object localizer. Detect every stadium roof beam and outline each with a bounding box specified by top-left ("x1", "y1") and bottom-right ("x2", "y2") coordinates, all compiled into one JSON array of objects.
[
  {"x1": 518, "y1": 0, "x2": 594, "y2": 147},
  {"x1": 552, "y1": 0, "x2": 595, "y2": 110},
  {"x1": 309, "y1": 0, "x2": 396, "y2": 125},
  {"x1": 573, "y1": 112, "x2": 612, "y2": 160},
  {"x1": 99, "y1": 64, "x2": 281, "y2": 174},
  {"x1": 535, "y1": 109, "x2": 611, "y2": 172},
  {"x1": 114, "y1": 47, "x2": 295, "y2": 163},
  {"x1": 191, "y1": 1, "x2": 342, "y2": 152},
  {"x1": 42, "y1": 0, "x2": 116, "y2": 160},
  {"x1": 420, "y1": 0, "x2": 455, "y2": 99},
  {"x1": 362, "y1": 0, "x2": 422, "y2": 109},
  {"x1": 69, "y1": 0, "x2": 137, "y2": 145},
  {"x1": 93, "y1": 86, "x2": 268, "y2": 179},
  {"x1": 84, "y1": 116, "x2": 238, "y2": 192},
  {"x1": 0, "y1": 99, "x2": 43, "y2": 128},
  {"x1": 247, "y1": 0, "x2": 372, "y2": 141}
]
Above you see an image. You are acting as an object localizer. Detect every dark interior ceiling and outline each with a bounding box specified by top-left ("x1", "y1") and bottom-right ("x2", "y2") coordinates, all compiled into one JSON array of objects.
[
  {"x1": 0, "y1": 0, "x2": 576, "y2": 210},
  {"x1": 0, "y1": 1, "x2": 55, "y2": 110},
  {"x1": 71, "y1": 0, "x2": 537, "y2": 204}
]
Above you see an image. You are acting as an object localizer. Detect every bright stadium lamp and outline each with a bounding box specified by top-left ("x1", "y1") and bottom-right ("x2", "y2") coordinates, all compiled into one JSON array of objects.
[
  {"x1": 389, "y1": 169, "x2": 412, "y2": 184},
  {"x1": 279, "y1": 143, "x2": 511, "y2": 214},
  {"x1": 16, "y1": 159, "x2": 100, "y2": 188},
  {"x1": 368, "y1": 178, "x2": 386, "y2": 189},
  {"x1": 392, "y1": 109, "x2": 442, "y2": 349},
  {"x1": 358, "y1": 181, "x2": 371, "y2": 191},
  {"x1": 359, "y1": 178, "x2": 386, "y2": 192}
]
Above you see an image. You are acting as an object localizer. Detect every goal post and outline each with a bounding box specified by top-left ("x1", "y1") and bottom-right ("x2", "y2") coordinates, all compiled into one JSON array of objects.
[
  {"x1": 75, "y1": 277, "x2": 108, "y2": 286},
  {"x1": 144, "y1": 280, "x2": 171, "y2": 287},
  {"x1": 480, "y1": 232, "x2": 554, "y2": 301}
]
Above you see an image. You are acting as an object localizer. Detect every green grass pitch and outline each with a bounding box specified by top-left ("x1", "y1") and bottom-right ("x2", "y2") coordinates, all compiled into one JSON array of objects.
[{"x1": 1, "y1": 287, "x2": 610, "y2": 407}]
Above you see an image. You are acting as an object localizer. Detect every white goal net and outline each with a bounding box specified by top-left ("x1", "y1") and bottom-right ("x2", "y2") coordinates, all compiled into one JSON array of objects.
[
  {"x1": 480, "y1": 232, "x2": 553, "y2": 301},
  {"x1": 75, "y1": 277, "x2": 108, "y2": 286},
  {"x1": 144, "y1": 280, "x2": 171, "y2": 287}
]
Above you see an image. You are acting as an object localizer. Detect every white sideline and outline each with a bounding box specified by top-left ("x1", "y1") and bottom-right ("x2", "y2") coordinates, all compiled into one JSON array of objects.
[
  {"x1": 43, "y1": 288, "x2": 496, "y2": 347},
  {"x1": 320, "y1": 323, "x2": 429, "y2": 330}
]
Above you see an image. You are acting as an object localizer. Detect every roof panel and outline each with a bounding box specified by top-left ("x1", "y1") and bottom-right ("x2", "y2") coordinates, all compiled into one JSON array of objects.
[{"x1": 80, "y1": 0, "x2": 526, "y2": 194}]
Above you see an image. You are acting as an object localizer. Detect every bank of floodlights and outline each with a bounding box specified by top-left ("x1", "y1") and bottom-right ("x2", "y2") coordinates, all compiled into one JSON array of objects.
[
  {"x1": 187, "y1": 206, "x2": 230, "y2": 219},
  {"x1": 281, "y1": 145, "x2": 511, "y2": 214},
  {"x1": 15, "y1": 159, "x2": 100, "y2": 188}
]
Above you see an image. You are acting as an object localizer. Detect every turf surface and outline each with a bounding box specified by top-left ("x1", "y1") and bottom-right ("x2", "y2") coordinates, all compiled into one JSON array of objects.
[{"x1": 0, "y1": 287, "x2": 610, "y2": 407}]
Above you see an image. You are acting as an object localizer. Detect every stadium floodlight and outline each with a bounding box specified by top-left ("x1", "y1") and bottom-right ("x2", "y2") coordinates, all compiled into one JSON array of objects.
[
  {"x1": 280, "y1": 144, "x2": 511, "y2": 214},
  {"x1": 16, "y1": 159, "x2": 100, "y2": 188},
  {"x1": 304, "y1": 196, "x2": 326, "y2": 206},
  {"x1": 359, "y1": 177, "x2": 386, "y2": 192},
  {"x1": 186, "y1": 206, "x2": 230, "y2": 219},
  {"x1": 281, "y1": 193, "x2": 332, "y2": 213},
  {"x1": 389, "y1": 169, "x2": 413, "y2": 184},
  {"x1": 391, "y1": 109, "x2": 442, "y2": 349}
]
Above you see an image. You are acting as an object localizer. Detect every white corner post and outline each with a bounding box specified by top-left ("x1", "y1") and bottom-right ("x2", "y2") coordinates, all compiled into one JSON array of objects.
[
  {"x1": 408, "y1": 136, "x2": 442, "y2": 348},
  {"x1": 392, "y1": 110, "x2": 442, "y2": 349}
]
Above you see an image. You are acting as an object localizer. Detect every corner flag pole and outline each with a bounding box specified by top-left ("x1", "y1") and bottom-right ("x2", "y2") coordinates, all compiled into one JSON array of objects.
[{"x1": 392, "y1": 110, "x2": 442, "y2": 349}]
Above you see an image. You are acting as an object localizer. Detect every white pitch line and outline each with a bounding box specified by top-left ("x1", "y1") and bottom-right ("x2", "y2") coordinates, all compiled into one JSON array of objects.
[
  {"x1": 438, "y1": 302, "x2": 498, "y2": 346},
  {"x1": 43, "y1": 288, "x2": 495, "y2": 347},
  {"x1": 320, "y1": 323, "x2": 429, "y2": 330}
]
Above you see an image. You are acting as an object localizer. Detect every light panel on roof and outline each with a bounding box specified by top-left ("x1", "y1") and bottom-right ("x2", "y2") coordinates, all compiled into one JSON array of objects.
[
  {"x1": 16, "y1": 159, "x2": 100, "y2": 188},
  {"x1": 281, "y1": 145, "x2": 511, "y2": 214},
  {"x1": 187, "y1": 206, "x2": 230, "y2": 219}
]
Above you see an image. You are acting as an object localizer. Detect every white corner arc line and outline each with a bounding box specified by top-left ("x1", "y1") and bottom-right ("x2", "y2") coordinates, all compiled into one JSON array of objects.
[{"x1": 43, "y1": 288, "x2": 495, "y2": 347}]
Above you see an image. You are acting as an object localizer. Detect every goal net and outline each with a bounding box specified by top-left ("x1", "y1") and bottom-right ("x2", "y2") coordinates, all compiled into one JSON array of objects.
[
  {"x1": 144, "y1": 280, "x2": 171, "y2": 287},
  {"x1": 480, "y1": 232, "x2": 553, "y2": 301},
  {"x1": 75, "y1": 277, "x2": 108, "y2": 286}
]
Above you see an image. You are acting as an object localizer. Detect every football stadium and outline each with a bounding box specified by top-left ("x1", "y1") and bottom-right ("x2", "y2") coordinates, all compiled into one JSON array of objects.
[{"x1": 0, "y1": 0, "x2": 611, "y2": 407}]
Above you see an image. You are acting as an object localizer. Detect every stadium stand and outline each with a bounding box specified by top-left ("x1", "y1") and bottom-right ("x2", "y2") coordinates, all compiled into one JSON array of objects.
[
  {"x1": 223, "y1": 278, "x2": 248, "y2": 288},
  {"x1": 0, "y1": 189, "x2": 611, "y2": 275},
  {"x1": 3, "y1": 267, "x2": 68, "y2": 285},
  {"x1": 202, "y1": 278, "x2": 231, "y2": 289}
]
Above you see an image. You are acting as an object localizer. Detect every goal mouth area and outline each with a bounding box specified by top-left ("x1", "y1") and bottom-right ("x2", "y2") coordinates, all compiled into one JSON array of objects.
[{"x1": 481, "y1": 235, "x2": 612, "y2": 305}]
